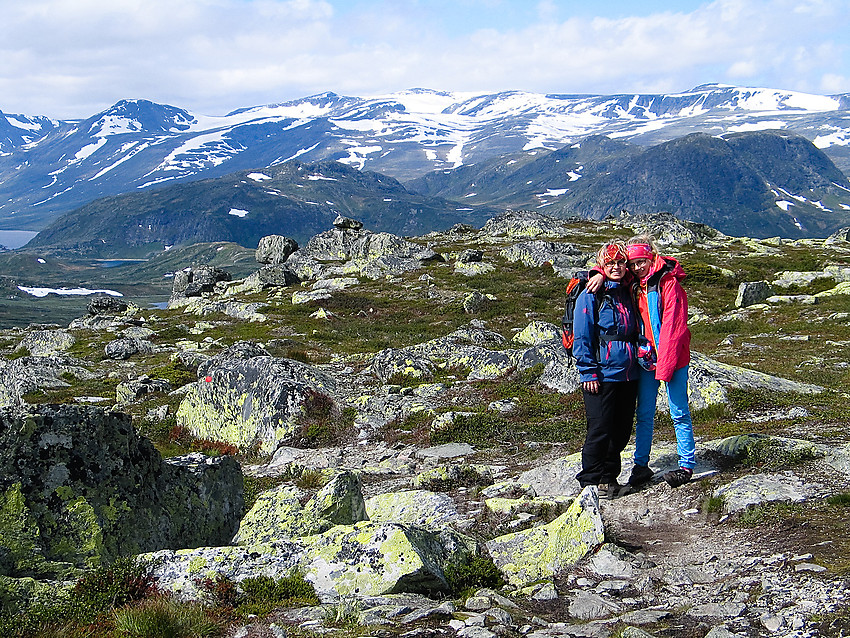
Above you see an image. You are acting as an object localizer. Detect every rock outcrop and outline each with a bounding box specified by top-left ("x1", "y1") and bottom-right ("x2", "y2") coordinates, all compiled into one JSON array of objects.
[
  {"x1": 176, "y1": 354, "x2": 339, "y2": 453},
  {"x1": 0, "y1": 404, "x2": 243, "y2": 578}
]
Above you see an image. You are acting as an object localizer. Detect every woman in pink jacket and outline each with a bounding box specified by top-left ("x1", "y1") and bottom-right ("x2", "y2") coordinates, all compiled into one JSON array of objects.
[{"x1": 625, "y1": 234, "x2": 695, "y2": 488}]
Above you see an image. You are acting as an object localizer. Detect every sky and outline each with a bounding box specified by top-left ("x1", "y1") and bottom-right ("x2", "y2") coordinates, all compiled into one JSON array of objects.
[{"x1": 0, "y1": 0, "x2": 848, "y2": 119}]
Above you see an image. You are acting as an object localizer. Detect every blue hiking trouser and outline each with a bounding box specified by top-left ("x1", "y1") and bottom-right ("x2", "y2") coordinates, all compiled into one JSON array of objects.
[{"x1": 633, "y1": 365, "x2": 695, "y2": 470}]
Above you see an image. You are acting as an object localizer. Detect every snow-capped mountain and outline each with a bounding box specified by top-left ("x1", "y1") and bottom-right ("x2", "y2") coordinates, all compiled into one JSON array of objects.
[{"x1": 1, "y1": 86, "x2": 849, "y2": 230}]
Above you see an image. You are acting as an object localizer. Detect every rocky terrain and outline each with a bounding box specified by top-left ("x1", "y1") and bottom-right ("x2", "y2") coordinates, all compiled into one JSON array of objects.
[{"x1": 1, "y1": 210, "x2": 850, "y2": 637}]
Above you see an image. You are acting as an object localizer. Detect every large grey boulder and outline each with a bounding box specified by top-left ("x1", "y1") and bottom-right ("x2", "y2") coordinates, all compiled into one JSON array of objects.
[
  {"x1": 687, "y1": 352, "x2": 822, "y2": 409},
  {"x1": 735, "y1": 281, "x2": 773, "y2": 307},
  {"x1": 0, "y1": 404, "x2": 243, "y2": 578},
  {"x1": 499, "y1": 240, "x2": 584, "y2": 273},
  {"x1": 0, "y1": 356, "x2": 95, "y2": 408},
  {"x1": 289, "y1": 227, "x2": 442, "y2": 281},
  {"x1": 371, "y1": 348, "x2": 436, "y2": 383},
  {"x1": 301, "y1": 471, "x2": 368, "y2": 532},
  {"x1": 17, "y1": 329, "x2": 75, "y2": 356},
  {"x1": 149, "y1": 522, "x2": 477, "y2": 599},
  {"x1": 713, "y1": 472, "x2": 821, "y2": 514},
  {"x1": 104, "y1": 336, "x2": 156, "y2": 360},
  {"x1": 169, "y1": 266, "x2": 232, "y2": 306},
  {"x1": 485, "y1": 486, "x2": 604, "y2": 587},
  {"x1": 481, "y1": 210, "x2": 572, "y2": 238},
  {"x1": 254, "y1": 264, "x2": 301, "y2": 287},
  {"x1": 233, "y1": 471, "x2": 367, "y2": 544},
  {"x1": 232, "y1": 485, "x2": 305, "y2": 545},
  {"x1": 366, "y1": 490, "x2": 469, "y2": 530},
  {"x1": 621, "y1": 211, "x2": 727, "y2": 246},
  {"x1": 255, "y1": 235, "x2": 299, "y2": 264},
  {"x1": 87, "y1": 294, "x2": 129, "y2": 315},
  {"x1": 176, "y1": 355, "x2": 338, "y2": 453}
]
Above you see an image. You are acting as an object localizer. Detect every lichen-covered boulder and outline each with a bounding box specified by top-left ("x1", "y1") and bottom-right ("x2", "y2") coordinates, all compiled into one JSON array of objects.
[
  {"x1": 255, "y1": 264, "x2": 300, "y2": 287},
  {"x1": 146, "y1": 542, "x2": 305, "y2": 601},
  {"x1": 292, "y1": 289, "x2": 333, "y2": 305},
  {"x1": 0, "y1": 405, "x2": 243, "y2": 578},
  {"x1": 455, "y1": 261, "x2": 496, "y2": 277},
  {"x1": 371, "y1": 348, "x2": 436, "y2": 383},
  {"x1": 87, "y1": 294, "x2": 129, "y2": 315},
  {"x1": 366, "y1": 490, "x2": 469, "y2": 530},
  {"x1": 150, "y1": 522, "x2": 477, "y2": 599},
  {"x1": 411, "y1": 464, "x2": 493, "y2": 491},
  {"x1": 517, "y1": 452, "x2": 582, "y2": 497},
  {"x1": 301, "y1": 471, "x2": 368, "y2": 532},
  {"x1": 179, "y1": 299, "x2": 268, "y2": 321},
  {"x1": 512, "y1": 321, "x2": 561, "y2": 346},
  {"x1": 256, "y1": 235, "x2": 299, "y2": 264},
  {"x1": 176, "y1": 356, "x2": 338, "y2": 453},
  {"x1": 104, "y1": 336, "x2": 156, "y2": 360},
  {"x1": 302, "y1": 521, "x2": 477, "y2": 597},
  {"x1": 482, "y1": 210, "x2": 571, "y2": 238},
  {"x1": 499, "y1": 240, "x2": 583, "y2": 270},
  {"x1": 687, "y1": 352, "x2": 822, "y2": 409},
  {"x1": 232, "y1": 485, "x2": 306, "y2": 545},
  {"x1": 233, "y1": 470, "x2": 367, "y2": 545},
  {"x1": 333, "y1": 214, "x2": 363, "y2": 230},
  {"x1": 485, "y1": 486, "x2": 604, "y2": 587},
  {"x1": 713, "y1": 472, "x2": 820, "y2": 514},
  {"x1": 17, "y1": 329, "x2": 75, "y2": 356},
  {"x1": 0, "y1": 356, "x2": 95, "y2": 408}
]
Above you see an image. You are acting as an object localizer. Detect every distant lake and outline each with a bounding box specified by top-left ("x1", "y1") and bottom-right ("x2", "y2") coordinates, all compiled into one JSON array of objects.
[
  {"x1": 0, "y1": 230, "x2": 39, "y2": 249},
  {"x1": 92, "y1": 258, "x2": 148, "y2": 268}
]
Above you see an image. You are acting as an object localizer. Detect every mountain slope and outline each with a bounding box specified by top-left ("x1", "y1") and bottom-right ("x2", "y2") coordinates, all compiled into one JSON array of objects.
[
  {"x1": 25, "y1": 160, "x2": 496, "y2": 258},
  {"x1": 408, "y1": 130, "x2": 850, "y2": 238},
  {"x1": 1, "y1": 85, "x2": 849, "y2": 231}
]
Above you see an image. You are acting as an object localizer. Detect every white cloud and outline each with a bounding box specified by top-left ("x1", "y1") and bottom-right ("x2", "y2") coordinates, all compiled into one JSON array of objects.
[{"x1": 0, "y1": 0, "x2": 847, "y2": 118}]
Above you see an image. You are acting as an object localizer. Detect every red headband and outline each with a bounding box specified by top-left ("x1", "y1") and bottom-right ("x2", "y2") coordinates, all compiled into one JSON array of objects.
[
  {"x1": 600, "y1": 244, "x2": 627, "y2": 264},
  {"x1": 626, "y1": 244, "x2": 654, "y2": 261}
]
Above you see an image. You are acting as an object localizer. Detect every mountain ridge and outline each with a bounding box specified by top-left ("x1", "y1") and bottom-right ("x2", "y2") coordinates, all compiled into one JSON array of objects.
[{"x1": 2, "y1": 84, "x2": 849, "y2": 231}]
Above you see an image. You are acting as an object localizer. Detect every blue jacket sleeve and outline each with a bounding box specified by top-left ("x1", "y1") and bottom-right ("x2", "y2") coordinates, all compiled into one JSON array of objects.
[{"x1": 572, "y1": 291, "x2": 599, "y2": 383}]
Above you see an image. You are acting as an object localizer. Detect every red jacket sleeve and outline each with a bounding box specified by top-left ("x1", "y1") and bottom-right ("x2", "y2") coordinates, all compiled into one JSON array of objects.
[{"x1": 654, "y1": 275, "x2": 691, "y2": 382}]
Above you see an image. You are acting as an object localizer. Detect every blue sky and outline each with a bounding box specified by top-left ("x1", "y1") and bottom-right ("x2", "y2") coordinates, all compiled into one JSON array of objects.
[{"x1": 0, "y1": 0, "x2": 848, "y2": 118}]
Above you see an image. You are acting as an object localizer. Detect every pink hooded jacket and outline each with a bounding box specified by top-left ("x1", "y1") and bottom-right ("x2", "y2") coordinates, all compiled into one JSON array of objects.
[{"x1": 637, "y1": 254, "x2": 691, "y2": 382}]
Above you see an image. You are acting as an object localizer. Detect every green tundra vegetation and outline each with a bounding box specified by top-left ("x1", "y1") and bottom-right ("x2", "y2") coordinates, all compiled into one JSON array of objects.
[{"x1": 2, "y1": 216, "x2": 850, "y2": 636}]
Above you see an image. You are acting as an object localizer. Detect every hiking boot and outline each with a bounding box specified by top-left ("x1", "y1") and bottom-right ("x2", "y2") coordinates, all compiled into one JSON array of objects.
[
  {"x1": 663, "y1": 467, "x2": 693, "y2": 488},
  {"x1": 628, "y1": 464, "x2": 654, "y2": 487},
  {"x1": 597, "y1": 481, "x2": 627, "y2": 499}
]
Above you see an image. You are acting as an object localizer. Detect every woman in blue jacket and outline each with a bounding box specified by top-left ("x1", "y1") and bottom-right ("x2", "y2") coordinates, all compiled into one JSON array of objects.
[{"x1": 573, "y1": 242, "x2": 640, "y2": 498}]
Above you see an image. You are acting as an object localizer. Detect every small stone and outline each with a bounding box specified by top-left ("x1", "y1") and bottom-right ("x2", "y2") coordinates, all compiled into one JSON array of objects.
[
  {"x1": 760, "y1": 613, "x2": 784, "y2": 632},
  {"x1": 466, "y1": 596, "x2": 491, "y2": 611},
  {"x1": 794, "y1": 562, "x2": 826, "y2": 572}
]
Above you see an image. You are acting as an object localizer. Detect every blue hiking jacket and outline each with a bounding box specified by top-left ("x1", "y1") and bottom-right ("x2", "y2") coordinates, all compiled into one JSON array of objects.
[{"x1": 573, "y1": 280, "x2": 640, "y2": 383}]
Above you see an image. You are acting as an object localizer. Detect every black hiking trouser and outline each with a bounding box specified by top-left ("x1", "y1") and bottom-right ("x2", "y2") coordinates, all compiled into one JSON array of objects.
[{"x1": 576, "y1": 380, "x2": 638, "y2": 487}]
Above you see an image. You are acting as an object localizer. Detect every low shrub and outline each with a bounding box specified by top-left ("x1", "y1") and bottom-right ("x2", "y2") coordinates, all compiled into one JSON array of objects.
[
  {"x1": 149, "y1": 361, "x2": 197, "y2": 388},
  {"x1": 431, "y1": 411, "x2": 512, "y2": 446},
  {"x1": 238, "y1": 572, "x2": 319, "y2": 615},
  {"x1": 297, "y1": 391, "x2": 356, "y2": 447},
  {"x1": 444, "y1": 553, "x2": 505, "y2": 598},
  {"x1": 113, "y1": 597, "x2": 223, "y2": 638},
  {"x1": 71, "y1": 556, "x2": 160, "y2": 621}
]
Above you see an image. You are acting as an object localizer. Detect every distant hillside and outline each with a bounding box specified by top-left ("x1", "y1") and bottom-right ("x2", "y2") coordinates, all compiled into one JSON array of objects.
[
  {"x1": 407, "y1": 130, "x2": 850, "y2": 238},
  {"x1": 26, "y1": 160, "x2": 496, "y2": 258}
]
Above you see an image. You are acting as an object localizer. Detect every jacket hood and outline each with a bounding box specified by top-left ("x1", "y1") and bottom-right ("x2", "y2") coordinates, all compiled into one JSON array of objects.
[{"x1": 648, "y1": 254, "x2": 686, "y2": 284}]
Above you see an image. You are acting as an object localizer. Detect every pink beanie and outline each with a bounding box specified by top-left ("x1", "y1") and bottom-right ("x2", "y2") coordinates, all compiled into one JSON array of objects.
[{"x1": 626, "y1": 244, "x2": 654, "y2": 261}]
